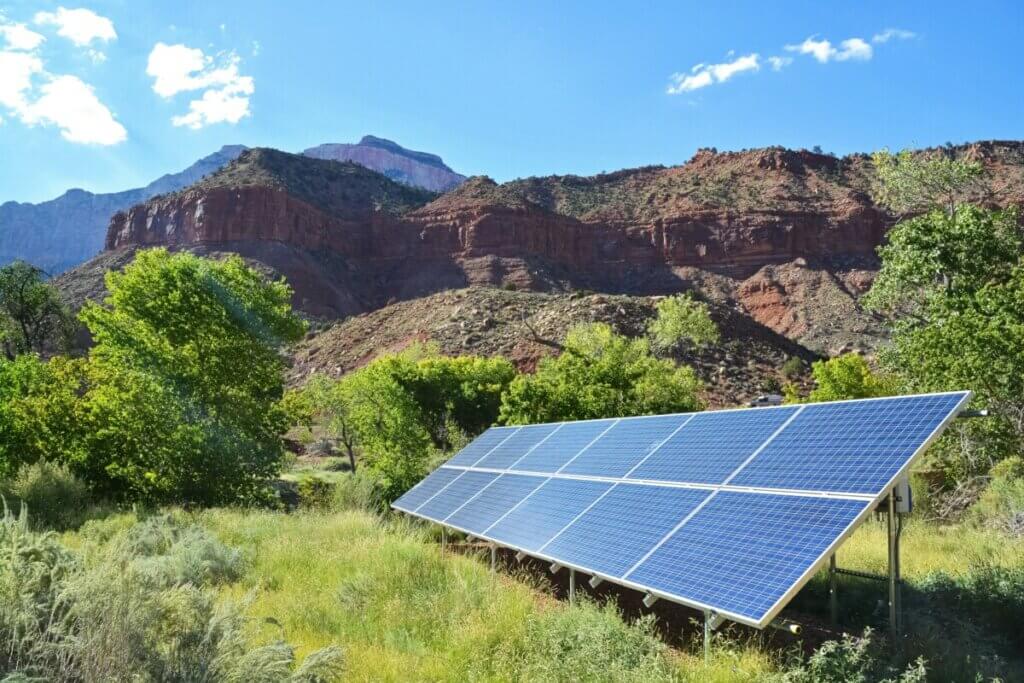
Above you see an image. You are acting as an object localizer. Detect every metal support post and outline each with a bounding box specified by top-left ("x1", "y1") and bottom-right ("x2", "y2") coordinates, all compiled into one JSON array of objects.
[
  {"x1": 569, "y1": 568, "x2": 576, "y2": 605},
  {"x1": 703, "y1": 610, "x2": 711, "y2": 665},
  {"x1": 895, "y1": 515, "x2": 903, "y2": 635},
  {"x1": 441, "y1": 527, "x2": 447, "y2": 556},
  {"x1": 887, "y1": 489, "x2": 899, "y2": 641},
  {"x1": 829, "y1": 553, "x2": 838, "y2": 627},
  {"x1": 491, "y1": 545, "x2": 497, "y2": 573}
]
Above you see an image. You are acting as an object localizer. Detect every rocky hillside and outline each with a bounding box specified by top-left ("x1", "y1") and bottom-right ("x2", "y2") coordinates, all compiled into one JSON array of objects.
[
  {"x1": 304, "y1": 135, "x2": 466, "y2": 192},
  {"x1": 58, "y1": 140, "x2": 1023, "y2": 367},
  {"x1": 289, "y1": 287, "x2": 817, "y2": 407}
]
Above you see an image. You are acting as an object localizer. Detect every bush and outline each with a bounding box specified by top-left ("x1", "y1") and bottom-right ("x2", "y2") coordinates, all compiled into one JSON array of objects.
[
  {"x1": 332, "y1": 470, "x2": 385, "y2": 513},
  {"x1": 0, "y1": 461, "x2": 97, "y2": 530},
  {"x1": 773, "y1": 628, "x2": 926, "y2": 683},
  {"x1": 0, "y1": 510, "x2": 344, "y2": 681},
  {"x1": 781, "y1": 356, "x2": 804, "y2": 380},
  {"x1": 972, "y1": 456, "x2": 1024, "y2": 535},
  {"x1": 297, "y1": 475, "x2": 336, "y2": 511},
  {"x1": 915, "y1": 563, "x2": 1024, "y2": 648}
]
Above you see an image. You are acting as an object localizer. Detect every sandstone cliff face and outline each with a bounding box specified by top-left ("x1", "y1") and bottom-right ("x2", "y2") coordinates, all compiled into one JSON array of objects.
[{"x1": 90, "y1": 141, "x2": 1024, "y2": 355}]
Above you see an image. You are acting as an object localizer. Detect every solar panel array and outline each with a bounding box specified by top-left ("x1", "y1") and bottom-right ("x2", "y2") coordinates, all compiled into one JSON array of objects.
[{"x1": 393, "y1": 391, "x2": 970, "y2": 627}]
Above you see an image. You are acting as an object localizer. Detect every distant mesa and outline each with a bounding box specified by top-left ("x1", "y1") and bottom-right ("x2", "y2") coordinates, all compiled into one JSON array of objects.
[{"x1": 303, "y1": 135, "x2": 466, "y2": 193}]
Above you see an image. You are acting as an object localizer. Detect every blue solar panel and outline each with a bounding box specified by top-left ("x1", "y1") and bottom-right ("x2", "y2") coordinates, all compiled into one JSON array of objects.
[
  {"x1": 542, "y1": 484, "x2": 711, "y2": 578},
  {"x1": 513, "y1": 419, "x2": 616, "y2": 473},
  {"x1": 392, "y1": 467, "x2": 463, "y2": 512},
  {"x1": 445, "y1": 474, "x2": 546, "y2": 534},
  {"x1": 561, "y1": 415, "x2": 687, "y2": 478},
  {"x1": 626, "y1": 492, "x2": 868, "y2": 621},
  {"x1": 732, "y1": 393, "x2": 968, "y2": 494},
  {"x1": 417, "y1": 471, "x2": 498, "y2": 521},
  {"x1": 445, "y1": 426, "x2": 519, "y2": 467},
  {"x1": 473, "y1": 423, "x2": 561, "y2": 470},
  {"x1": 628, "y1": 407, "x2": 798, "y2": 484},
  {"x1": 485, "y1": 478, "x2": 612, "y2": 551}
]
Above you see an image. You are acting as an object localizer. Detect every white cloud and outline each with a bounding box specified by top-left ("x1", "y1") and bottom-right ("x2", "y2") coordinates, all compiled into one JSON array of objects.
[
  {"x1": 767, "y1": 55, "x2": 793, "y2": 71},
  {"x1": 785, "y1": 36, "x2": 873, "y2": 63},
  {"x1": 873, "y1": 28, "x2": 916, "y2": 43},
  {"x1": 147, "y1": 41, "x2": 254, "y2": 128},
  {"x1": 0, "y1": 11, "x2": 124, "y2": 145},
  {"x1": 19, "y1": 75, "x2": 126, "y2": 144},
  {"x1": 667, "y1": 53, "x2": 759, "y2": 93},
  {"x1": 0, "y1": 21, "x2": 45, "y2": 51},
  {"x1": 34, "y1": 7, "x2": 116, "y2": 46},
  {"x1": 0, "y1": 50, "x2": 43, "y2": 110}
]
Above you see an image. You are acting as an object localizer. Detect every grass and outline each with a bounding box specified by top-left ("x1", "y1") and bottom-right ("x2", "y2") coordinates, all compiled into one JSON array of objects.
[{"x1": 48, "y1": 489, "x2": 1024, "y2": 681}]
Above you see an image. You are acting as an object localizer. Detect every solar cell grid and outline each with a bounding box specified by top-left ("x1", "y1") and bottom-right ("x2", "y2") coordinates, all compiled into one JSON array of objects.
[
  {"x1": 417, "y1": 470, "x2": 497, "y2": 521},
  {"x1": 513, "y1": 419, "x2": 617, "y2": 473},
  {"x1": 445, "y1": 474, "x2": 545, "y2": 534},
  {"x1": 485, "y1": 478, "x2": 612, "y2": 551},
  {"x1": 732, "y1": 393, "x2": 968, "y2": 494},
  {"x1": 444, "y1": 426, "x2": 519, "y2": 467},
  {"x1": 560, "y1": 415, "x2": 687, "y2": 478},
  {"x1": 628, "y1": 406, "x2": 799, "y2": 484},
  {"x1": 392, "y1": 467, "x2": 462, "y2": 512},
  {"x1": 473, "y1": 423, "x2": 561, "y2": 470},
  {"x1": 625, "y1": 492, "x2": 867, "y2": 621},
  {"x1": 541, "y1": 484, "x2": 711, "y2": 578}
]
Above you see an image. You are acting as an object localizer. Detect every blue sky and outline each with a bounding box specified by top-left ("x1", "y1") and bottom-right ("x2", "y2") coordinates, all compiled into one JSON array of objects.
[{"x1": 1, "y1": 0, "x2": 1022, "y2": 203}]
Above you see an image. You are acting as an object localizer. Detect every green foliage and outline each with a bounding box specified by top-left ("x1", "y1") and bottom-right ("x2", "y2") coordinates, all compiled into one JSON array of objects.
[
  {"x1": 0, "y1": 354, "x2": 86, "y2": 477},
  {"x1": 0, "y1": 509, "x2": 344, "y2": 681},
  {"x1": 296, "y1": 475, "x2": 336, "y2": 511},
  {"x1": 481, "y1": 601, "x2": 674, "y2": 682},
  {"x1": 500, "y1": 322, "x2": 703, "y2": 424},
  {"x1": 71, "y1": 249, "x2": 306, "y2": 505},
  {"x1": 972, "y1": 456, "x2": 1024, "y2": 535},
  {"x1": 0, "y1": 461, "x2": 95, "y2": 531},
  {"x1": 781, "y1": 356, "x2": 804, "y2": 380},
  {"x1": 301, "y1": 347, "x2": 516, "y2": 502},
  {"x1": 789, "y1": 353, "x2": 900, "y2": 403},
  {"x1": 871, "y1": 147, "x2": 985, "y2": 216},
  {"x1": 916, "y1": 563, "x2": 1024, "y2": 650},
  {"x1": 863, "y1": 205, "x2": 1021, "y2": 313},
  {"x1": 647, "y1": 293, "x2": 719, "y2": 352},
  {"x1": 0, "y1": 261, "x2": 75, "y2": 359},
  {"x1": 773, "y1": 629, "x2": 926, "y2": 683}
]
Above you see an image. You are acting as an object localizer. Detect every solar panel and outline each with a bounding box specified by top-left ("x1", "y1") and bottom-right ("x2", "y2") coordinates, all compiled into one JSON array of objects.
[
  {"x1": 416, "y1": 470, "x2": 497, "y2": 521},
  {"x1": 392, "y1": 467, "x2": 463, "y2": 513},
  {"x1": 485, "y1": 478, "x2": 612, "y2": 551},
  {"x1": 542, "y1": 484, "x2": 711, "y2": 578},
  {"x1": 445, "y1": 474, "x2": 546, "y2": 534},
  {"x1": 560, "y1": 414, "x2": 687, "y2": 478},
  {"x1": 444, "y1": 426, "x2": 519, "y2": 467},
  {"x1": 395, "y1": 391, "x2": 970, "y2": 628},
  {"x1": 473, "y1": 423, "x2": 560, "y2": 470},
  {"x1": 628, "y1": 407, "x2": 799, "y2": 484},
  {"x1": 624, "y1": 492, "x2": 868, "y2": 621},
  {"x1": 731, "y1": 393, "x2": 967, "y2": 494},
  {"x1": 513, "y1": 419, "x2": 616, "y2": 473}
]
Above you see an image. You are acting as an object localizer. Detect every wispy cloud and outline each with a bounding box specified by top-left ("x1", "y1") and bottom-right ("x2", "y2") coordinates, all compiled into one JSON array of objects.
[
  {"x1": 785, "y1": 36, "x2": 872, "y2": 63},
  {"x1": 667, "y1": 53, "x2": 760, "y2": 93},
  {"x1": 668, "y1": 28, "x2": 911, "y2": 95},
  {"x1": 147, "y1": 42, "x2": 255, "y2": 129},
  {"x1": 873, "y1": 28, "x2": 916, "y2": 44},
  {"x1": 0, "y1": 10, "x2": 125, "y2": 144}
]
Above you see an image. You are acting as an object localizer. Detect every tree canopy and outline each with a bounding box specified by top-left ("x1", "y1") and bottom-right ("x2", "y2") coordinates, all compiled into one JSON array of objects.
[
  {"x1": 499, "y1": 322, "x2": 703, "y2": 424},
  {"x1": 0, "y1": 261, "x2": 75, "y2": 359},
  {"x1": 647, "y1": 293, "x2": 720, "y2": 352}
]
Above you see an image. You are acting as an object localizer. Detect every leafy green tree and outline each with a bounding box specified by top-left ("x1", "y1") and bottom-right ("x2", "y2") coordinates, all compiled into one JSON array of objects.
[
  {"x1": 295, "y1": 374, "x2": 360, "y2": 472},
  {"x1": 785, "y1": 353, "x2": 900, "y2": 404},
  {"x1": 0, "y1": 354, "x2": 86, "y2": 477},
  {"x1": 647, "y1": 293, "x2": 719, "y2": 352},
  {"x1": 871, "y1": 147, "x2": 985, "y2": 216},
  {"x1": 0, "y1": 261, "x2": 75, "y2": 359},
  {"x1": 863, "y1": 206, "x2": 1021, "y2": 313},
  {"x1": 74, "y1": 249, "x2": 306, "y2": 505},
  {"x1": 500, "y1": 323, "x2": 703, "y2": 424}
]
